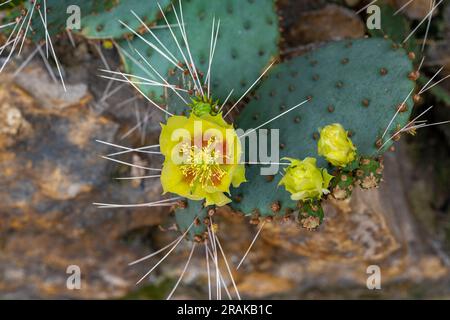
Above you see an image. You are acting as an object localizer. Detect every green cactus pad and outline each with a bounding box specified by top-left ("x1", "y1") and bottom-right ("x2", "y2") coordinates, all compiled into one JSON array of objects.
[
  {"x1": 232, "y1": 38, "x2": 416, "y2": 217},
  {"x1": 174, "y1": 199, "x2": 209, "y2": 240},
  {"x1": 22, "y1": 0, "x2": 115, "y2": 40},
  {"x1": 164, "y1": 67, "x2": 198, "y2": 116},
  {"x1": 368, "y1": 4, "x2": 409, "y2": 44},
  {"x1": 368, "y1": 3, "x2": 416, "y2": 54},
  {"x1": 12, "y1": 0, "x2": 170, "y2": 41},
  {"x1": 120, "y1": 0, "x2": 280, "y2": 103},
  {"x1": 80, "y1": 0, "x2": 171, "y2": 39}
]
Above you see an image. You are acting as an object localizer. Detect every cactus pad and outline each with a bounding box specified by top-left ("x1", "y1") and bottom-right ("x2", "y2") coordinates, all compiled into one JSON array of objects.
[
  {"x1": 80, "y1": 0, "x2": 171, "y2": 39},
  {"x1": 231, "y1": 38, "x2": 416, "y2": 217},
  {"x1": 120, "y1": 0, "x2": 280, "y2": 102},
  {"x1": 174, "y1": 200, "x2": 209, "y2": 241},
  {"x1": 13, "y1": 0, "x2": 169, "y2": 41},
  {"x1": 24, "y1": 0, "x2": 115, "y2": 40}
]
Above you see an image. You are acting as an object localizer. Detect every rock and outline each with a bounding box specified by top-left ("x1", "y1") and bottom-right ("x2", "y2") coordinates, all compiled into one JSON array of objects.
[
  {"x1": 0, "y1": 85, "x2": 33, "y2": 148},
  {"x1": 284, "y1": 4, "x2": 365, "y2": 47},
  {"x1": 345, "y1": 0, "x2": 362, "y2": 6},
  {"x1": 0, "y1": 81, "x2": 117, "y2": 202},
  {"x1": 13, "y1": 64, "x2": 91, "y2": 111},
  {"x1": 395, "y1": 0, "x2": 438, "y2": 20},
  {"x1": 260, "y1": 189, "x2": 400, "y2": 262},
  {"x1": 151, "y1": 142, "x2": 449, "y2": 299},
  {"x1": 0, "y1": 72, "x2": 168, "y2": 299},
  {"x1": 237, "y1": 273, "x2": 294, "y2": 298}
]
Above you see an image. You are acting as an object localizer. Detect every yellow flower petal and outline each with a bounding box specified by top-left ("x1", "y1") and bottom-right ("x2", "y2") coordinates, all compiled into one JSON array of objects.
[
  {"x1": 159, "y1": 111, "x2": 245, "y2": 206},
  {"x1": 279, "y1": 157, "x2": 331, "y2": 201},
  {"x1": 205, "y1": 191, "x2": 231, "y2": 207},
  {"x1": 231, "y1": 164, "x2": 246, "y2": 187},
  {"x1": 159, "y1": 116, "x2": 190, "y2": 156},
  {"x1": 317, "y1": 123, "x2": 356, "y2": 167}
]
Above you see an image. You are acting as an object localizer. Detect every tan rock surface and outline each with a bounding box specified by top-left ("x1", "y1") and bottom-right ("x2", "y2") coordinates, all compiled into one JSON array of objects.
[
  {"x1": 395, "y1": 0, "x2": 438, "y2": 20},
  {"x1": 285, "y1": 4, "x2": 365, "y2": 46}
]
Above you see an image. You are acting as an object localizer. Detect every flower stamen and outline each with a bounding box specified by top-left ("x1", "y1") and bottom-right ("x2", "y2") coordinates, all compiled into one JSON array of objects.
[{"x1": 180, "y1": 138, "x2": 226, "y2": 187}]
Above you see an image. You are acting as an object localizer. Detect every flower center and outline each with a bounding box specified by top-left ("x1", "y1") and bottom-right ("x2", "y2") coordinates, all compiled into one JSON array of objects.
[{"x1": 179, "y1": 138, "x2": 226, "y2": 187}]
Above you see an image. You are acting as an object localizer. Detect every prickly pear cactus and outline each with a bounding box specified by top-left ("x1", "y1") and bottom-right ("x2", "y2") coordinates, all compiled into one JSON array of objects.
[
  {"x1": 5, "y1": 0, "x2": 171, "y2": 41},
  {"x1": 329, "y1": 172, "x2": 355, "y2": 200},
  {"x1": 368, "y1": 4, "x2": 409, "y2": 44},
  {"x1": 368, "y1": 3, "x2": 416, "y2": 54},
  {"x1": 174, "y1": 200, "x2": 210, "y2": 241},
  {"x1": 80, "y1": 0, "x2": 172, "y2": 39},
  {"x1": 23, "y1": 0, "x2": 115, "y2": 40},
  {"x1": 297, "y1": 201, "x2": 324, "y2": 230},
  {"x1": 355, "y1": 157, "x2": 384, "y2": 190},
  {"x1": 231, "y1": 38, "x2": 416, "y2": 219},
  {"x1": 120, "y1": 0, "x2": 280, "y2": 102},
  {"x1": 164, "y1": 68, "x2": 198, "y2": 116}
]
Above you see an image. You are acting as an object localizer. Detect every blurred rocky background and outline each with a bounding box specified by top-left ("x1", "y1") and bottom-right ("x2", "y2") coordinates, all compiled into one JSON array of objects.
[{"x1": 0, "y1": 0, "x2": 449, "y2": 299}]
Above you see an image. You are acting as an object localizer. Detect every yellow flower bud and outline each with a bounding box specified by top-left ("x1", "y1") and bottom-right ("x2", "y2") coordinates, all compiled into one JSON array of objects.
[
  {"x1": 278, "y1": 157, "x2": 333, "y2": 201},
  {"x1": 317, "y1": 123, "x2": 356, "y2": 167},
  {"x1": 159, "y1": 112, "x2": 246, "y2": 207},
  {"x1": 102, "y1": 40, "x2": 114, "y2": 50}
]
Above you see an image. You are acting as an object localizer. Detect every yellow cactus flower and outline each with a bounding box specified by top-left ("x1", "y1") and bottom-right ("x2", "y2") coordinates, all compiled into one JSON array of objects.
[
  {"x1": 159, "y1": 112, "x2": 246, "y2": 207},
  {"x1": 317, "y1": 123, "x2": 356, "y2": 167},
  {"x1": 279, "y1": 157, "x2": 333, "y2": 201}
]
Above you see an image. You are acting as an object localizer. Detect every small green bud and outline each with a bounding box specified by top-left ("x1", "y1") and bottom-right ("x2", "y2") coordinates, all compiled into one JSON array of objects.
[
  {"x1": 192, "y1": 101, "x2": 212, "y2": 117},
  {"x1": 297, "y1": 200, "x2": 324, "y2": 231},
  {"x1": 189, "y1": 96, "x2": 219, "y2": 117},
  {"x1": 330, "y1": 172, "x2": 354, "y2": 200},
  {"x1": 356, "y1": 157, "x2": 383, "y2": 189}
]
